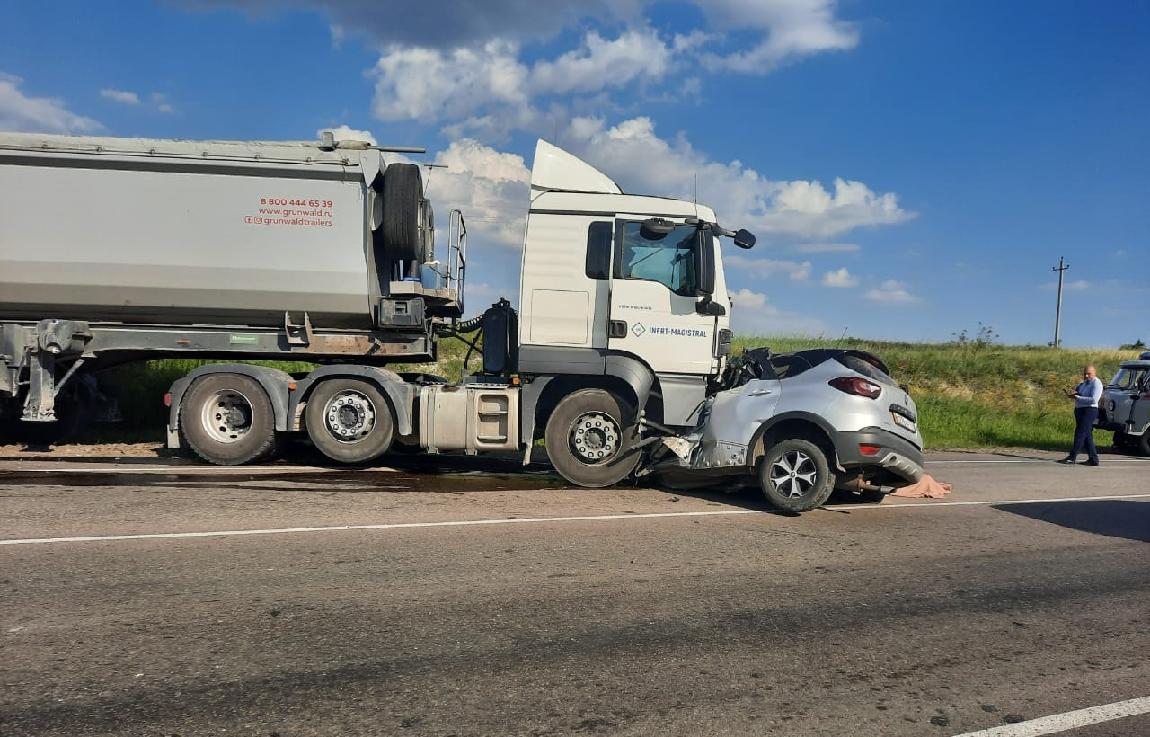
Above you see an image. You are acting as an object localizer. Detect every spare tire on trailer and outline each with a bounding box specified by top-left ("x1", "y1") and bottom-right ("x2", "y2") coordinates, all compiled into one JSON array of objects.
[{"x1": 380, "y1": 163, "x2": 426, "y2": 262}]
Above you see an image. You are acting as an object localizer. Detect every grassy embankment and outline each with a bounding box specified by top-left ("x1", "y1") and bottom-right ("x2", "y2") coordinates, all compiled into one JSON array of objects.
[{"x1": 95, "y1": 337, "x2": 1138, "y2": 451}]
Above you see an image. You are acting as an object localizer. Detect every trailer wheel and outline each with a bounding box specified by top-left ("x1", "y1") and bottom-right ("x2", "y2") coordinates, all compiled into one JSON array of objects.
[
  {"x1": 180, "y1": 374, "x2": 276, "y2": 466},
  {"x1": 544, "y1": 389, "x2": 640, "y2": 488},
  {"x1": 381, "y1": 163, "x2": 425, "y2": 262},
  {"x1": 304, "y1": 378, "x2": 394, "y2": 464},
  {"x1": 757, "y1": 438, "x2": 834, "y2": 513}
]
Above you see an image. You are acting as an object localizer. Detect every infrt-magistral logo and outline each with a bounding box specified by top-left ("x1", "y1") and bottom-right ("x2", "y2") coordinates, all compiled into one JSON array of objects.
[{"x1": 631, "y1": 323, "x2": 646, "y2": 337}]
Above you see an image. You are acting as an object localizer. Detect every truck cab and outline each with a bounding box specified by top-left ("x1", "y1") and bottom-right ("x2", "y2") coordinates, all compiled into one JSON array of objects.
[
  {"x1": 517, "y1": 141, "x2": 742, "y2": 431},
  {"x1": 484, "y1": 141, "x2": 758, "y2": 487}
]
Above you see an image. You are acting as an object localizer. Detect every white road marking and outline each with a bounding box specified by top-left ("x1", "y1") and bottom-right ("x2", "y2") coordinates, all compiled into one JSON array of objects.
[
  {"x1": 0, "y1": 465, "x2": 393, "y2": 475},
  {"x1": 949, "y1": 696, "x2": 1150, "y2": 736},
  {"x1": 1, "y1": 493, "x2": 1148, "y2": 546},
  {"x1": 830, "y1": 493, "x2": 1150, "y2": 510},
  {"x1": 927, "y1": 458, "x2": 1149, "y2": 464}
]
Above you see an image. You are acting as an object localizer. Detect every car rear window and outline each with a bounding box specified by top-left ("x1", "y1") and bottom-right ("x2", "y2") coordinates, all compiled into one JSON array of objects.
[{"x1": 836, "y1": 353, "x2": 898, "y2": 386}]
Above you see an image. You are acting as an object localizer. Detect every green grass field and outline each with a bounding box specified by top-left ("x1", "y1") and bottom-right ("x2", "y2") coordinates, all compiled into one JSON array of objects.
[{"x1": 89, "y1": 336, "x2": 1139, "y2": 451}]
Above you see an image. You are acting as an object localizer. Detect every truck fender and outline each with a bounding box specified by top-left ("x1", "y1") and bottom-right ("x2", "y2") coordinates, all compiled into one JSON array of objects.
[
  {"x1": 517, "y1": 353, "x2": 655, "y2": 447},
  {"x1": 167, "y1": 364, "x2": 295, "y2": 447},
  {"x1": 291, "y1": 365, "x2": 413, "y2": 436}
]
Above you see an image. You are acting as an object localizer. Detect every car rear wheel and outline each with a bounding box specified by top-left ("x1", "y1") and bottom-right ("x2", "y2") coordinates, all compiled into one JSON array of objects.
[
  {"x1": 1138, "y1": 431, "x2": 1150, "y2": 457},
  {"x1": 758, "y1": 438, "x2": 835, "y2": 513}
]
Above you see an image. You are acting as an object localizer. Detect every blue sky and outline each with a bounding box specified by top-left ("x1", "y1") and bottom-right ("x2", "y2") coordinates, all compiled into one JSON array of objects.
[{"x1": 2, "y1": 0, "x2": 1147, "y2": 347}]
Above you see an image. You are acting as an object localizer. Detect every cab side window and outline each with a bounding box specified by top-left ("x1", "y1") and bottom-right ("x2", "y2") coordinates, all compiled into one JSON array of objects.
[
  {"x1": 615, "y1": 221, "x2": 698, "y2": 296},
  {"x1": 585, "y1": 222, "x2": 613, "y2": 280}
]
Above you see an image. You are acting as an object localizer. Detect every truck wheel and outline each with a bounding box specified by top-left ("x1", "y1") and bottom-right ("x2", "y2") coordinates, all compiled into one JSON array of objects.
[
  {"x1": 180, "y1": 374, "x2": 276, "y2": 465},
  {"x1": 304, "y1": 379, "x2": 394, "y2": 464},
  {"x1": 381, "y1": 163, "x2": 424, "y2": 262},
  {"x1": 758, "y1": 438, "x2": 835, "y2": 513},
  {"x1": 544, "y1": 389, "x2": 641, "y2": 488}
]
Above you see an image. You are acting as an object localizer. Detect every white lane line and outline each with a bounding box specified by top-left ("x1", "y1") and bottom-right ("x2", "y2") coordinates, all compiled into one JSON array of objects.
[
  {"x1": 0, "y1": 509, "x2": 761, "y2": 545},
  {"x1": 950, "y1": 696, "x2": 1150, "y2": 736},
  {"x1": 2, "y1": 493, "x2": 1149, "y2": 546},
  {"x1": 927, "y1": 458, "x2": 1150, "y2": 464},
  {"x1": 829, "y1": 493, "x2": 1150, "y2": 510}
]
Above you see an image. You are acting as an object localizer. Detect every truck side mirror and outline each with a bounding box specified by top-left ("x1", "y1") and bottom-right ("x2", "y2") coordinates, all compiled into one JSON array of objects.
[
  {"x1": 694, "y1": 230, "x2": 715, "y2": 297},
  {"x1": 733, "y1": 229, "x2": 756, "y2": 249},
  {"x1": 696, "y1": 298, "x2": 726, "y2": 317}
]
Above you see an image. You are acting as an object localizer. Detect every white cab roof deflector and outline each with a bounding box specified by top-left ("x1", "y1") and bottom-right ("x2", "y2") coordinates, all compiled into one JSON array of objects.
[{"x1": 530, "y1": 140, "x2": 623, "y2": 198}]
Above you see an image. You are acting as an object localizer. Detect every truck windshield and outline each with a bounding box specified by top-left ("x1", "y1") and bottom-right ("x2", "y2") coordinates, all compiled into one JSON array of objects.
[{"x1": 617, "y1": 221, "x2": 698, "y2": 296}]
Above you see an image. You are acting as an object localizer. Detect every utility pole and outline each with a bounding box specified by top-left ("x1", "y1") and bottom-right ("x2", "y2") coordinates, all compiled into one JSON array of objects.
[{"x1": 1052, "y1": 256, "x2": 1070, "y2": 348}]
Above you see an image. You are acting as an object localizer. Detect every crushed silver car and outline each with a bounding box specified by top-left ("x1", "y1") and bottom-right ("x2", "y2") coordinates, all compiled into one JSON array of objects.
[
  {"x1": 1096, "y1": 351, "x2": 1150, "y2": 456},
  {"x1": 644, "y1": 348, "x2": 925, "y2": 513}
]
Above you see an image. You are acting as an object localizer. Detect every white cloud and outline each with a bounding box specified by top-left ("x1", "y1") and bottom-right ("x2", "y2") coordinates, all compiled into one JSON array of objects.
[
  {"x1": 794, "y1": 242, "x2": 859, "y2": 254},
  {"x1": 530, "y1": 29, "x2": 671, "y2": 95},
  {"x1": 864, "y1": 279, "x2": 920, "y2": 304},
  {"x1": 100, "y1": 88, "x2": 140, "y2": 105},
  {"x1": 100, "y1": 88, "x2": 176, "y2": 113},
  {"x1": 822, "y1": 267, "x2": 857, "y2": 288},
  {"x1": 728, "y1": 288, "x2": 829, "y2": 336},
  {"x1": 0, "y1": 73, "x2": 100, "y2": 133},
  {"x1": 319, "y1": 124, "x2": 377, "y2": 145},
  {"x1": 1040, "y1": 279, "x2": 1092, "y2": 292},
  {"x1": 726, "y1": 253, "x2": 812, "y2": 281},
  {"x1": 425, "y1": 138, "x2": 531, "y2": 249},
  {"x1": 730, "y1": 288, "x2": 767, "y2": 308},
  {"x1": 559, "y1": 116, "x2": 912, "y2": 239},
  {"x1": 700, "y1": 0, "x2": 859, "y2": 73},
  {"x1": 372, "y1": 41, "x2": 531, "y2": 123}
]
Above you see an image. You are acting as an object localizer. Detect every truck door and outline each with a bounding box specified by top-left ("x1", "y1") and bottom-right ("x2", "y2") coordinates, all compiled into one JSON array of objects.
[{"x1": 607, "y1": 218, "x2": 718, "y2": 377}]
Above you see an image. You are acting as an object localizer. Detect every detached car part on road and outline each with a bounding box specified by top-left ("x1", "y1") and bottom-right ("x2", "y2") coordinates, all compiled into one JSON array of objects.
[
  {"x1": 1096, "y1": 351, "x2": 1150, "y2": 456},
  {"x1": 646, "y1": 348, "x2": 926, "y2": 513}
]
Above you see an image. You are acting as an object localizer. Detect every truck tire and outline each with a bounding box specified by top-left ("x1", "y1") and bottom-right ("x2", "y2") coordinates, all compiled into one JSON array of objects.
[
  {"x1": 757, "y1": 438, "x2": 835, "y2": 513},
  {"x1": 180, "y1": 374, "x2": 277, "y2": 466},
  {"x1": 544, "y1": 389, "x2": 641, "y2": 488},
  {"x1": 381, "y1": 163, "x2": 425, "y2": 262},
  {"x1": 304, "y1": 378, "x2": 395, "y2": 464}
]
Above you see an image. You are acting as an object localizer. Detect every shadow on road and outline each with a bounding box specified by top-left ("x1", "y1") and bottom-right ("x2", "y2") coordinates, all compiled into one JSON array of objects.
[{"x1": 993, "y1": 500, "x2": 1150, "y2": 543}]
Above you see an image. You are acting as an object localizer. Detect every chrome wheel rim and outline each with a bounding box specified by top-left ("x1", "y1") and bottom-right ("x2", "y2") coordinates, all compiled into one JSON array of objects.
[
  {"x1": 768, "y1": 450, "x2": 818, "y2": 499},
  {"x1": 569, "y1": 412, "x2": 621, "y2": 464},
  {"x1": 200, "y1": 389, "x2": 253, "y2": 444},
  {"x1": 324, "y1": 390, "x2": 377, "y2": 443}
]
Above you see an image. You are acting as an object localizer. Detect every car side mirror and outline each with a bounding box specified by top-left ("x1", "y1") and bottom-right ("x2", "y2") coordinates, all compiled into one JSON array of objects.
[{"x1": 696, "y1": 297, "x2": 726, "y2": 316}]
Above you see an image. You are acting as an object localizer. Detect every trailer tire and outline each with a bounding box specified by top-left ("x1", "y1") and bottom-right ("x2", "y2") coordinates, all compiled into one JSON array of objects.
[
  {"x1": 544, "y1": 389, "x2": 640, "y2": 488},
  {"x1": 757, "y1": 438, "x2": 835, "y2": 513},
  {"x1": 381, "y1": 163, "x2": 425, "y2": 262},
  {"x1": 305, "y1": 378, "x2": 395, "y2": 464},
  {"x1": 180, "y1": 374, "x2": 277, "y2": 466}
]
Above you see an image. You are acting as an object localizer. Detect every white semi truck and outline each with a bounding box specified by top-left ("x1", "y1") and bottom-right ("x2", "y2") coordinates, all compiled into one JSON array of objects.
[{"x1": 0, "y1": 132, "x2": 756, "y2": 487}]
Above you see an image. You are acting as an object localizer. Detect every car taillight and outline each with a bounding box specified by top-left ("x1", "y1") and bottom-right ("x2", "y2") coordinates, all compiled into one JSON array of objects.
[
  {"x1": 859, "y1": 443, "x2": 882, "y2": 456},
  {"x1": 829, "y1": 376, "x2": 882, "y2": 399}
]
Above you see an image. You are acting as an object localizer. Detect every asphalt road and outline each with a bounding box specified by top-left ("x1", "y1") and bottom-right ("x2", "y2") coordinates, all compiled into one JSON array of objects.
[{"x1": 1, "y1": 451, "x2": 1147, "y2": 737}]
